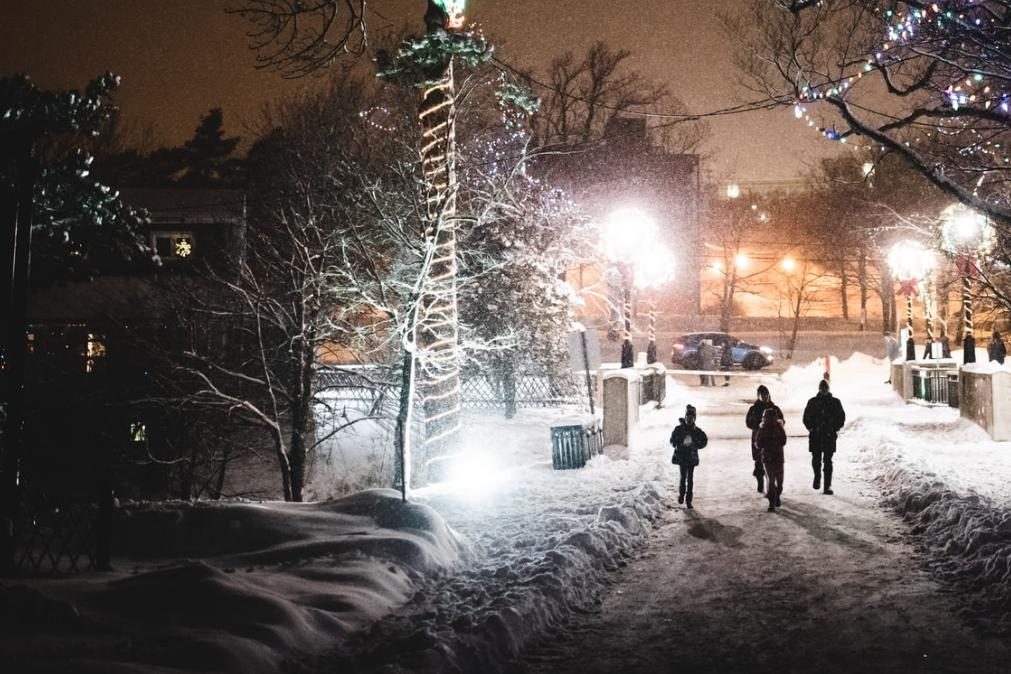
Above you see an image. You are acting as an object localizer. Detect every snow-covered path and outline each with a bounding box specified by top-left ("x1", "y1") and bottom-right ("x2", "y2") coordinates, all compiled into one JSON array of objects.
[{"x1": 520, "y1": 385, "x2": 1011, "y2": 674}]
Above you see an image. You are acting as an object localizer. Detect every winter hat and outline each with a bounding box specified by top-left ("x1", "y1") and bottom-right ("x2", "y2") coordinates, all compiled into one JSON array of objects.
[
  {"x1": 685, "y1": 404, "x2": 697, "y2": 417},
  {"x1": 818, "y1": 379, "x2": 830, "y2": 393},
  {"x1": 762, "y1": 407, "x2": 778, "y2": 421},
  {"x1": 756, "y1": 384, "x2": 770, "y2": 397}
]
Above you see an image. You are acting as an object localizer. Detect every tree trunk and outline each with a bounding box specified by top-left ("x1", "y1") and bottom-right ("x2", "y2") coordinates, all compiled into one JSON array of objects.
[
  {"x1": 839, "y1": 260, "x2": 850, "y2": 320},
  {"x1": 416, "y1": 57, "x2": 462, "y2": 473},
  {"x1": 0, "y1": 142, "x2": 35, "y2": 575},
  {"x1": 394, "y1": 348, "x2": 416, "y2": 499},
  {"x1": 274, "y1": 427, "x2": 293, "y2": 502}
]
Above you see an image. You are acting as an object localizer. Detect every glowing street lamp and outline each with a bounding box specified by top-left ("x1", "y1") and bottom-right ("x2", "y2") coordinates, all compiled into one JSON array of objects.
[
  {"x1": 635, "y1": 245, "x2": 676, "y2": 364},
  {"x1": 781, "y1": 257, "x2": 796, "y2": 273},
  {"x1": 603, "y1": 208, "x2": 659, "y2": 368},
  {"x1": 940, "y1": 204, "x2": 994, "y2": 364},
  {"x1": 888, "y1": 241, "x2": 935, "y2": 361}
]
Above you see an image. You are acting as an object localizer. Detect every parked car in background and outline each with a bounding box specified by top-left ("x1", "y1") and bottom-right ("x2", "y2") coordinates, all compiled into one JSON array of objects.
[{"x1": 670, "y1": 332, "x2": 775, "y2": 370}]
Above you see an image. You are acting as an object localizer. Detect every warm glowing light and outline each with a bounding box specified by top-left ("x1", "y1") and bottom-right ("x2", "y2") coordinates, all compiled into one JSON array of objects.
[
  {"x1": 735, "y1": 253, "x2": 750, "y2": 270},
  {"x1": 434, "y1": 0, "x2": 466, "y2": 29},
  {"x1": 888, "y1": 240, "x2": 934, "y2": 281},
  {"x1": 602, "y1": 207, "x2": 658, "y2": 262},
  {"x1": 862, "y1": 162, "x2": 875, "y2": 178},
  {"x1": 781, "y1": 257, "x2": 796, "y2": 272},
  {"x1": 940, "y1": 204, "x2": 993, "y2": 253},
  {"x1": 726, "y1": 183, "x2": 740, "y2": 199},
  {"x1": 635, "y1": 245, "x2": 675, "y2": 289}
]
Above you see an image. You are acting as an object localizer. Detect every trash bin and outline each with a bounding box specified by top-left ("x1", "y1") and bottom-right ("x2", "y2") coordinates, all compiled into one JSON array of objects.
[
  {"x1": 551, "y1": 422, "x2": 603, "y2": 470},
  {"x1": 948, "y1": 373, "x2": 959, "y2": 409}
]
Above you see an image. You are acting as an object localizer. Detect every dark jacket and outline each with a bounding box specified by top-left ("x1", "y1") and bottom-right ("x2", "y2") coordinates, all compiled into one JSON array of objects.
[
  {"x1": 802, "y1": 392, "x2": 846, "y2": 453},
  {"x1": 670, "y1": 419, "x2": 708, "y2": 467},
  {"x1": 746, "y1": 400, "x2": 783, "y2": 461},
  {"x1": 755, "y1": 419, "x2": 786, "y2": 465},
  {"x1": 989, "y1": 338, "x2": 1007, "y2": 364}
]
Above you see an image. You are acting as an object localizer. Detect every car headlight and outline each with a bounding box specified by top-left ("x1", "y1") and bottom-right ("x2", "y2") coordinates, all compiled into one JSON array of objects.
[{"x1": 760, "y1": 346, "x2": 773, "y2": 355}]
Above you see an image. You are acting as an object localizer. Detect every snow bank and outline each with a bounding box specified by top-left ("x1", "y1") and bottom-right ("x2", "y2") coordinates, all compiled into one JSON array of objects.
[
  {"x1": 312, "y1": 403, "x2": 679, "y2": 672},
  {"x1": 2, "y1": 490, "x2": 462, "y2": 673}
]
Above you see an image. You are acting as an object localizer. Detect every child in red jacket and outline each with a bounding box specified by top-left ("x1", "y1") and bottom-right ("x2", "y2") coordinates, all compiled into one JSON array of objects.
[{"x1": 755, "y1": 407, "x2": 786, "y2": 512}]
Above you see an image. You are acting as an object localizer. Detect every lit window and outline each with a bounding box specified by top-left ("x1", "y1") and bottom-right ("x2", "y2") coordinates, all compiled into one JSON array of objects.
[
  {"x1": 86, "y1": 333, "x2": 106, "y2": 374},
  {"x1": 130, "y1": 422, "x2": 147, "y2": 443},
  {"x1": 153, "y1": 232, "x2": 196, "y2": 260}
]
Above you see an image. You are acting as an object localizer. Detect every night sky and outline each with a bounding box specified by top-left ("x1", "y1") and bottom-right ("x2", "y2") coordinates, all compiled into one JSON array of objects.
[{"x1": 0, "y1": 0, "x2": 839, "y2": 182}]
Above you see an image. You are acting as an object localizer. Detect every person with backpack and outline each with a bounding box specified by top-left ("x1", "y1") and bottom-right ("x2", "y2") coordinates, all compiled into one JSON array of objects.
[
  {"x1": 802, "y1": 379, "x2": 847, "y2": 495},
  {"x1": 670, "y1": 404, "x2": 708, "y2": 510},
  {"x1": 745, "y1": 385, "x2": 783, "y2": 494},
  {"x1": 755, "y1": 407, "x2": 787, "y2": 512}
]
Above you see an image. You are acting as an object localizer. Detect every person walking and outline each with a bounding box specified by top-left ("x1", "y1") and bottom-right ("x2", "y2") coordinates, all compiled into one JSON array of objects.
[
  {"x1": 745, "y1": 385, "x2": 783, "y2": 494},
  {"x1": 988, "y1": 331, "x2": 1007, "y2": 364},
  {"x1": 670, "y1": 404, "x2": 708, "y2": 510},
  {"x1": 698, "y1": 339, "x2": 716, "y2": 386},
  {"x1": 755, "y1": 407, "x2": 786, "y2": 512},
  {"x1": 802, "y1": 379, "x2": 846, "y2": 495},
  {"x1": 884, "y1": 332, "x2": 900, "y2": 383}
]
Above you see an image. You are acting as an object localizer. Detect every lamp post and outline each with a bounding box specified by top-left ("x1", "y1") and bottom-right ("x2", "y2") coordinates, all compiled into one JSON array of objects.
[
  {"x1": 603, "y1": 208, "x2": 658, "y2": 369},
  {"x1": 940, "y1": 204, "x2": 994, "y2": 364},
  {"x1": 888, "y1": 241, "x2": 934, "y2": 361},
  {"x1": 635, "y1": 245, "x2": 676, "y2": 364}
]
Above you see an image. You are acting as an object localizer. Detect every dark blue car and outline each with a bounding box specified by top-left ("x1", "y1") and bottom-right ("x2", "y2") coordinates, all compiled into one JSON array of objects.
[{"x1": 670, "y1": 332, "x2": 775, "y2": 370}]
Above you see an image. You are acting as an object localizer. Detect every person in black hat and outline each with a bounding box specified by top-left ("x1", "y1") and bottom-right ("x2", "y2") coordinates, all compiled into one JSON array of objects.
[
  {"x1": 802, "y1": 379, "x2": 846, "y2": 495},
  {"x1": 745, "y1": 385, "x2": 783, "y2": 494},
  {"x1": 670, "y1": 404, "x2": 708, "y2": 509}
]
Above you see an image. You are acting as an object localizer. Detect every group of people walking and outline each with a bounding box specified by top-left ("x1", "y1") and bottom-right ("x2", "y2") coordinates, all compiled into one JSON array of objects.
[{"x1": 669, "y1": 380, "x2": 846, "y2": 512}]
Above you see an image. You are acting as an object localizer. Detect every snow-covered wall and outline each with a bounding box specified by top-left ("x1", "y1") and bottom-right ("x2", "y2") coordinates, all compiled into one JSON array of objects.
[{"x1": 960, "y1": 368, "x2": 1011, "y2": 441}]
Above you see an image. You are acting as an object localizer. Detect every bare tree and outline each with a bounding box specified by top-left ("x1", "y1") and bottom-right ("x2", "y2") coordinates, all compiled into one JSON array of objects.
[
  {"x1": 735, "y1": 2, "x2": 1011, "y2": 301},
  {"x1": 531, "y1": 41, "x2": 709, "y2": 154}
]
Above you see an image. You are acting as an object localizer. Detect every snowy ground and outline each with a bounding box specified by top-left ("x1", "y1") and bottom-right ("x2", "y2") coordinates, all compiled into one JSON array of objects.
[{"x1": 3, "y1": 351, "x2": 1010, "y2": 673}]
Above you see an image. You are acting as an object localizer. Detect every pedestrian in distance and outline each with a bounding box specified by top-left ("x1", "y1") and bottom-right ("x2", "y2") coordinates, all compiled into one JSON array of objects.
[
  {"x1": 720, "y1": 341, "x2": 733, "y2": 386},
  {"x1": 883, "y1": 332, "x2": 900, "y2": 383},
  {"x1": 755, "y1": 407, "x2": 786, "y2": 512},
  {"x1": 802, "y1": 379, "x2": 846, "y2": 495},
  {"x1": 988, "y1": 331, "x2": 1007, "y2": 364},
  {"x1": 670, "y1": 404, "x2": 708, "y2": 510},
  {"x1": 746, "y1": 384, "x2": 783, "y2": 494},
  {"x1": 699, "y1": 339, "x2": 716, "y2": 386}
]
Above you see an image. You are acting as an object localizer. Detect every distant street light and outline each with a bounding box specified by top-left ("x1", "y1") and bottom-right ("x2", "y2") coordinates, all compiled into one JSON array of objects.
[
  {"x1": 888, "y1": 241, "x2": 935, "y2": 361},
  {"x1": 734, "y1": 252, "x2": 750, "y2": 270},
  {"x1": 781, "y1": 257, "x2": 796, "y2": 272},
  {"x1": 635, "y1": 245, "x2": 676, "y2": 364},
  {"x1": 940, "y1": 204, "x2": 994, "y2": 364},
  {"x1": 603, "y1": 208, "x2": 658, "y2": 368}
]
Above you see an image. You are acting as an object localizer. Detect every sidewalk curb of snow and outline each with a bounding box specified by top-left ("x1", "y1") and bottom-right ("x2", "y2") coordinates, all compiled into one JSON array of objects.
[{"x1": 860, "y1": 433, "x2": 1011, "y2": 634}]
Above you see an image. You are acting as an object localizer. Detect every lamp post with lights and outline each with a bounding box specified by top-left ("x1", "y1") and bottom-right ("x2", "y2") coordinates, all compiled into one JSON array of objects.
[
  {"x1": 940, "y1": 204, "x2": 994, "y2": 365},
  {"x1": 635, "y1": 246, "x2": 676, "y2": 364},
  {"x1": 603, "y1": 208, "x2": 659, "y2": 369},
  {"x1": 888, "y1": 241, "x2": 935, "y2": 361}
]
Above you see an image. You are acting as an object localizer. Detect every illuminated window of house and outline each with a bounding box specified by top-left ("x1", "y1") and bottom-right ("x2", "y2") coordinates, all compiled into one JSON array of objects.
[
  {"x1": 85, "y1": 333, "x2": 106, "y2": 374},
  {"x1": 130, "y1": 422, "x2": 147, "y2": 443},
  {"x1": 153, "y1": 232, "x2": 195, "y2": 260}
]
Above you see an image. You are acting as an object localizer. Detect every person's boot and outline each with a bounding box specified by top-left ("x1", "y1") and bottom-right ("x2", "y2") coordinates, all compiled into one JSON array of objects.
[
  {"x1": 823, "y1": 470, "x2": 833, "y2": 495},
  {"x1": 678, "y1": 491, "x2": 685, "y2": 504},
  {"x1": 756, "y1": 474, "x2": 765, "y2": 494},
  {"x1": 813, "y1": 473, "x2": 821, "y2": 491}
]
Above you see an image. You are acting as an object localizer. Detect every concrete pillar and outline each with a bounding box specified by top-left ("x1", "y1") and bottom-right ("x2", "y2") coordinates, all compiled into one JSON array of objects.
[{"x1": 603, "y1": 370, "x2": 641, "y2": 447}]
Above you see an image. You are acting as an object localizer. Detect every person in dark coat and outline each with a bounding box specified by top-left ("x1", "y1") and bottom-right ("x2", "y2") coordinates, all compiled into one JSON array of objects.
[
  {"x1": 988, "y1": 331, "x2": 1007, "y2": 364},
  {"x1": 670, "y1": 404, "x2": 708, "y2": 509},
  {"x1": 720, "y1": 342, "x2": 733, "y2": 386},
  {"x1": 755, "y1": 407, "x2": 786, "y2": 512},
  {"x1": 745, "y1": 385, "x2": 783, "y2": 494},
  {"x1": 802, "y1": 379, "x2": 846, "y2": 495}
]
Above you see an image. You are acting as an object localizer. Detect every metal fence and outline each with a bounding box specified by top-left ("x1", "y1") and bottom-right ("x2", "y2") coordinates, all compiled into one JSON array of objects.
[{"x1": 911, "y1": 365, "x2": 958, "y2": 405}]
